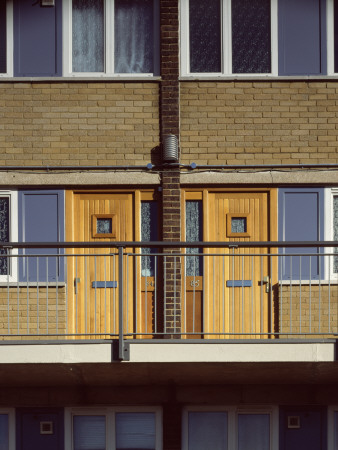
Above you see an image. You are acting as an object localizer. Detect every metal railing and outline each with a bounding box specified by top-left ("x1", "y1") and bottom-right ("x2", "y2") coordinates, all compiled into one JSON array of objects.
[{"x1": 0, "y1": 241, "x2": 337, "y2": 356}]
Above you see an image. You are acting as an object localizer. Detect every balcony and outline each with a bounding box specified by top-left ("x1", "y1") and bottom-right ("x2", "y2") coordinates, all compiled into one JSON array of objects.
[{"x1": 0, "y1": 241, "x2": 336, "y2": 353}]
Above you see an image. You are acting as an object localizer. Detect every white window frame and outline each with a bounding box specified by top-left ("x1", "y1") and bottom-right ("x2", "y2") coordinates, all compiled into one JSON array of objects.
[
  {"x1": 0, "y1": 191, "x2": 18, "y2": 283},
  {"x1": 328, "y1": 406, "x2": 338, "y2": 450},
  {"x1": 327, "y1": 0, "x2": 335, "y2": 75},
  {"x1": 324, "y1": 187, "x2": 338, "y2": 281},
  {"x1": 0, "y1": 408, "x2": 15, "y2": 450},
  {"x1": 62, "y1": 0, "x2": 160, "y2": 77},
  {"x1": 65, "y1": 406, "x2": 163, "y2": 450},
  {"x1": 180, "y1": 0, "x2": 278, "y2": 77},
  {"x1": 0, "y1": 0, "x2": 13, "y2": 78},
  {"x1": 182, "y1": 405, "x2": 278, "y2": 450}
]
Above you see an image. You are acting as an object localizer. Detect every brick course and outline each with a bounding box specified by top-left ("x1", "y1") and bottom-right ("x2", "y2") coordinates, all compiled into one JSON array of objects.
[
  {"x1": 180, "y1": 80, "x2": 338, "y2": 165},
  {"x1": 0, "y1": 82, "x2": 160, "y2": 166}
]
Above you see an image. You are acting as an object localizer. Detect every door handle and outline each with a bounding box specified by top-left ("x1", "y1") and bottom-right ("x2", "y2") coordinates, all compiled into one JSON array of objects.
[
  {"x1": 74, "y1": 277, "x2": 80, "y2": 294},
  {"x1": 262, "y1": 276, "x2": 270, "y2": 293}
]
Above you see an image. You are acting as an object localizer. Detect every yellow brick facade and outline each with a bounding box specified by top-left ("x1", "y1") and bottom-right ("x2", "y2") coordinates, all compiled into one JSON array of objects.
[
  {"x1": 180, "y1": 80, "x2": 338, "y2": 165},
  {"x1": 0, "y1": 82, "x2": 160, "y2": 166},
  {"x1": 0, "y1": 287, "x2": 66, "y2": 340}
]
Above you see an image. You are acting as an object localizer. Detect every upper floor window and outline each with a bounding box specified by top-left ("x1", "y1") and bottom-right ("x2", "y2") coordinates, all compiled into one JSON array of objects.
[
  {"x1": 181, "y1": 0, "x2": 277, "y2": 76},
  {"x1": 64, "y1": 0, "x2": 160, "y2": 76},
  {"x1": 181, "y1": 0, "x2": 327, "y2": 76},
  {"x1": 0, "y1": 0, "x2": 159, "y2": 77}
]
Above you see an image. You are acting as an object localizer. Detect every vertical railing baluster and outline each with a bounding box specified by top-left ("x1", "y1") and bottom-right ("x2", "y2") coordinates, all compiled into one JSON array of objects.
[
  {"x1": 299, "y1": 256, "x2": 301, "y2": 334},
  {"x1": 56, "y1": 255, "x2": 58, "y2": 335},
  {"x1": 241, "y1": 255, "x2": 244, "y2": 334},
  {"x1": 113, "y1": 254, "x2": 116, "y2": 335},
  {"x1": 126, "y1": 254, "x2": 129, "y2": 335},
  {"x1": 26, "y1": 257, "x2": 29, "y2": 335},
  {"x1": 174, "y1": 255, "x2": 177, "y2": 334},
  {"x1": 289, "y1": 257, "x2": 292, "y2": 334},
  {"x1": 192, "y1": 254, "x2": 196, "y2": 334},
  {"x1": 46, "y1": 257, "x2": 49, "y2": 335},
  {"x1": 309, "y1": 257, "x2": 312, "y2": 334},
  {"x1": 155, "y1": 255, "x2": 158, "y2": 335},
  {"x1": 222, "y1": 254, "x2": 225, "y2": 335},
  {"x1": 17, "y1": 255, "x2": 20, "y2": 335},
  {"x1": 319, "y1": 253, "x2": 322, "y2": 333},
  {"x1": 260, "y1": 255, "x2": 263, "y2": 336},
  {"x1": 118, "y1": 246, "x2": 125, "y2": 360},
  {"x1": 104, "y1": 255, "x2": 107, "y2": 335},
  {"x1": 75, "y1": 256, "x2": 78, "y2": 335},
  {"x1": 251, "y1": 255, "x2": 254, "y2": 335},
  {"x1": 7, "y1": 257, "x2": 9, "y2": 336},
  {"x1": 213, "y1": 255, "x2": 215, "y2": 335},
  {"x1": 164, "y1": 255, "x2": 166, "y2": 335},
  {"x1": 37, "y1": 257, "x2": 39, "y2": 335},
  {"x1": 135, "y1": 254, "x2": 138, "y2": 336},
  {"x1": 94, "y1": 255, "x2": 97, "y2": 336},
  {"x1": 328, "y1": 254, "x2": 331, "y2": 333},
  {"x1": 85, "y1": 255, "x2": 88, "y2": 335},
  {"x1": 231, "y1": 249, "x2": 235, "y2": 336},
  {"x1": 270, "y1": 253, "x2": 273, "y2": 338}
]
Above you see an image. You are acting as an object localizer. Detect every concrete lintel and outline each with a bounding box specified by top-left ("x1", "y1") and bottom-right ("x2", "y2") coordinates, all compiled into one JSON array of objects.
[
  {"x1": 128, "y1": 342, "x2": 336, "y2": 363},
  {"x1": 0, "y1": 341, "x2": 334, "y2": 364},
  {"x1": 181, "y1": 170, "x2": 338, "y2": 185},
  {"x1": 0, "y1": 171, "x2": 160, "y2": 186},
  {"x1": 0, "y1": 342, "x2": 114, "y2": 364}
]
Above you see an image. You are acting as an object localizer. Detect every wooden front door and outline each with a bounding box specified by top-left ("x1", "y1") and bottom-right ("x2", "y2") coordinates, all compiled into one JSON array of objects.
[
  {"x1": 207, "y1": 191, "x2": 272, "y2": 338},
  {"x1": 184, "y1": 190, "x2": 277, "y2": 339},
  {"x1": 66, "y1": 192, "x2": 134, "y2": 337}
]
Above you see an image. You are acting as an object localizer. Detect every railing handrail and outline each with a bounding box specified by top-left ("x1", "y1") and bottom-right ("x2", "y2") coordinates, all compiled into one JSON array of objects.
[{"x1": 0, "y1": 241, "x2": 338, "y2": 249}]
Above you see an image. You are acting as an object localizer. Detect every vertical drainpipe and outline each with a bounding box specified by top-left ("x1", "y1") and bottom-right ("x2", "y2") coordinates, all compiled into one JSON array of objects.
[{"x1": 160, "y1": 0, "x2": 181, "y2": 338}]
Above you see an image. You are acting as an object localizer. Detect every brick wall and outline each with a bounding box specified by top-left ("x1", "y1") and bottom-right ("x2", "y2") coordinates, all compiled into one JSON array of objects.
[
  {"x1": 276, "y1": 284, "x2": 338, "y2": 338},
  {"x1": 0, "y1": 287, "x2": 66, "y2": 339},
  {"x1": 180, "y1": 80, "x2": 338, "y2": 165},
  {"x1": 0, "y1": 82, "x2": 160, "y2": 166}
]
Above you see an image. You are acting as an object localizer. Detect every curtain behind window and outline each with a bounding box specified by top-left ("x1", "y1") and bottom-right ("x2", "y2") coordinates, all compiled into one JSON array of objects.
[
  {"x1": 72, "y1": 0, "x2": 104, "y2": 72},
  {"x1": 115, "y1": 0, "x2": 153, "y2": 73}
]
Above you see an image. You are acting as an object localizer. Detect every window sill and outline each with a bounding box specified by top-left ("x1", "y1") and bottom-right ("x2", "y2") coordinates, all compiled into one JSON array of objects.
[
  {"x1": 179, "y1": 75, "x2": 338, "y2": 82},
  {"x1": 0, "y1": 76, "x2": 161, "y2": 83}
]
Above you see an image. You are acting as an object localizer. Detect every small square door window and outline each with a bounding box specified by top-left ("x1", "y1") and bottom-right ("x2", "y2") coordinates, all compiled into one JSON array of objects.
[
  {"x1": 92, "y1": 214, "x2": 117, "y2": 238},
  {"x1": 227, "y1": 213, "x2": 251, "y2": 237}
]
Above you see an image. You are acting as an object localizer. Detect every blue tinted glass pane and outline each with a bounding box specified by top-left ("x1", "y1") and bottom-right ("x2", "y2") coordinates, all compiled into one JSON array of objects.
[
  {"x1": 116, "y1": 412, "x2": 155, "y2": 449},
  {"x1": 334, "y1": 411, "x2": 338, "y2": 449},
  {"x1": 232, "y1": 0, "x2": 271, "y2": 73},
  {"x1": 73, "y1": 416, "x2": 106, "y2": 450},
  {"x1": 238, "y1": 414, "x2": 269, "y2": 450},
  {"x1": 72, "y1": 0, "x2": 104, "y2": 72},
  {"x1": 97, "y1": 218, "x2": 112, "y2": 234},
  {"x1": 231, "y1": 218, "x2": 246, "y2": 233},
  {"x1": 141, "y1": 202, "x2": 158, "y2": 276},
  {"x1": 188, "y1": 412, "x2": 228, "y2": 450},
  {"x1": 0, "y1": 1, "x2": 6, "y2": 73},
  {"x1": 189, "y1": 0, "x2": 221, "y2": 72},
  {"x1": 186, "y1": 201, "x2": 203, "y2": 276},
  {"x1": 115, "y1": 0, "x2": 154, "y2": 73},
  {"x1": 0, "y1": 415, "x2": 8, "y2": 450}
]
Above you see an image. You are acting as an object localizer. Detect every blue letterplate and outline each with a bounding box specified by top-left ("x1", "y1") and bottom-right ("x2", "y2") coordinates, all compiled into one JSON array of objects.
[
  {"x1": 92, "y1": 281, "x2": 118, "y2": 288},
  {"x1": 226, "y1": 280, "x2": 252, "y2": 287}
]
